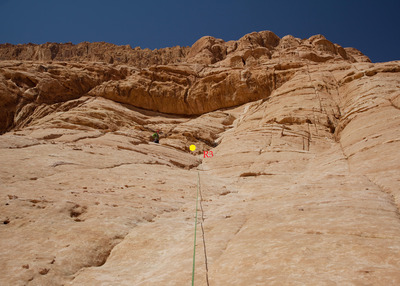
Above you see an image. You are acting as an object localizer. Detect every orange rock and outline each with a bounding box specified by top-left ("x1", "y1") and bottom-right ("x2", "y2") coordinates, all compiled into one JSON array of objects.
[{"x1": 1, "y1": 31, "x2": 399, "y2": 285}]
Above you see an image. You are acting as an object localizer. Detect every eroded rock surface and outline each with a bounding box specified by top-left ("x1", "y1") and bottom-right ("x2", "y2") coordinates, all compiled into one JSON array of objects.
[{"x1": 1, "y1": 31, "x2": 400, "y2": 285}]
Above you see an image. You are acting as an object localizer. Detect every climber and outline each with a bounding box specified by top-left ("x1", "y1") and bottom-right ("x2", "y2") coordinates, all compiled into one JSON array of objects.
[{"x1": 152, "y1": 130, "x2": 160, "y2": 143}]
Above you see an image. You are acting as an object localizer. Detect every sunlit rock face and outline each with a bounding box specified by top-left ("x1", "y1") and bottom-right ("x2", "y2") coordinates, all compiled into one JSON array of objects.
[{"x1": 1, "y1": 31, "x2": 400, "y2": 285}]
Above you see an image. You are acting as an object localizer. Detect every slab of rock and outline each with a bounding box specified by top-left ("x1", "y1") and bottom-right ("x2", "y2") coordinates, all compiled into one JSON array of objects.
[{"x1": 0, "y1": 31, "x2": 399, "y2": 285}]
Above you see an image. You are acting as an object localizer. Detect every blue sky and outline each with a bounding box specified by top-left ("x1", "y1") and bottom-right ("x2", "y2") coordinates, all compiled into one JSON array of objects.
[{"x1": 0, "y1": 0, "x2": 399, "y2": 62}]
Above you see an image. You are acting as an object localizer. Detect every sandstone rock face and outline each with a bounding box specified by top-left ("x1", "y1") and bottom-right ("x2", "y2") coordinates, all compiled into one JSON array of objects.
[
  {"x1": 0, "y1": 42, "x2": 190, "y2": 68},
  {"x1": 1, "y1": 31, "x2": 400, "y2": 285},
  {"x1": 0, "y1": 31, "x2": 371, "y2": 134}
]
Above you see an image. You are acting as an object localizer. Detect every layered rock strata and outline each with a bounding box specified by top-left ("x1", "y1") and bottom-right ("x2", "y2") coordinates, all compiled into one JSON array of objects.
[{"x1": 1, "y1": 31, "x2": 399, "y2": 285}]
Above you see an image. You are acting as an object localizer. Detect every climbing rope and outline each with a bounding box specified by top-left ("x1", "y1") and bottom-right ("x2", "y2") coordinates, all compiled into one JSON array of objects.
[
  {"x1": 199, "y1": 171, "x2": 210, "y2": 286},
  {"x1": 191, "y1": 171, "x2": 200, "y2": 286},
  {"x1": 192, "y1": 170, "x2": 210, "y2": 286}
]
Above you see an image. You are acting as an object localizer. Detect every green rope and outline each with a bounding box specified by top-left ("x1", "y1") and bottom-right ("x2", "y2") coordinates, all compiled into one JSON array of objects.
[{"x1": 191, "y1": 171, "x2": 200, "y2": 286}]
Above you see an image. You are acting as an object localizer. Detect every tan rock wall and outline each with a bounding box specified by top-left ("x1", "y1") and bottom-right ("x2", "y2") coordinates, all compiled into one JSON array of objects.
[{"x1": 1, "y1": 31, "x2": 399, "y2": 286}]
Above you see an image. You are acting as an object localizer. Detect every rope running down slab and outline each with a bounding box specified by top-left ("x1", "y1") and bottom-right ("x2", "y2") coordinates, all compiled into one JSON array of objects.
[
  {"x1": 191, "y1": 171, "x2": 200, "y2": 286},
  {"x1": 192, "y1": 170, "x2": 210, "y2": 286}
]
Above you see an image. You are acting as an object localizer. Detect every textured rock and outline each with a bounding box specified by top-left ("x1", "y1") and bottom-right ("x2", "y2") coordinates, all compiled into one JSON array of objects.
[
  {"x1": 0, "y1": 31, "x2": 371, "y2": 133},
  {"x1": 0, "y1": 42, "x2": 190, "y2": 68},
  {"x1": 1, "y1": 31, "x2": 400, "y2": 285}
]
